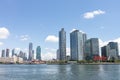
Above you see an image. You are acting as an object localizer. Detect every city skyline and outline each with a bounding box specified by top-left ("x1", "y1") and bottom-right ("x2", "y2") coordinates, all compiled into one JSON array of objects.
[{"x1": 0, "y1": 0, "x2": 120, "y2": 60}]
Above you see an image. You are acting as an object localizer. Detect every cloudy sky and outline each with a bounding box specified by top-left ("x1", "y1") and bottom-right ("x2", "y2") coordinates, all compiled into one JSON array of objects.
[{"x1": 0, "y1": 0, "x2": 120, "y2": 60}]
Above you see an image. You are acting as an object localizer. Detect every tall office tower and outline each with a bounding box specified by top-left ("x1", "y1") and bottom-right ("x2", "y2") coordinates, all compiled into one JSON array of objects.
[
  {"x1": 107, "y1": 42, "x2": 119, "y2": 60},
  {"x1": 56, "y1": 49, "x2": 60, "y2": 60},
  {"x1": 82, "y1": 33, "x2": 87, "y2": 57},
  {"x1": 82, "y1": 33, "x2": 87, "y2": 44},
  {"x1": 32, "y1": 50, "x2": 34, "y2": 60},
  {"x1": 1, "y1": 50, "x2": 5, "y2": 57},
  {"x1": 12, "y1": 49, "x2": 15, "y2": 57},
  {"x1": 70, "y1": 30, "x2": 87, "y2": 60},
  {"x1": 23, "y1": 52, "x2": 27, "y2": 61},
  {"x1": 36, "y1": 46, "x2": 41, "y2": 60},
  {"x1": 19, "y1": 51, "x2": 24, "y2": 58},
  {"x1": 84, "y1": 38, "x2": 99, "y2": 60},
  {"x1": 28, "y1": 42, "x2": 33, "y2": 61},
  {"x1": 6, "y1": 49, "x2": 10, "y2": 57},
  {"x1": 59, "y1": 28, "x2": 66, "y2": 60},
  {"x1": 101, "y1": 46, "x2": 108, "y2": 57}
]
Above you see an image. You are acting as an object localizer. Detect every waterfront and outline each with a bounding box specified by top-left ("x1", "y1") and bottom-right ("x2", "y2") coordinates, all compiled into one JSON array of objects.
[{"x1": 0, "y1": 64, "x2": 120, "y2": 80}]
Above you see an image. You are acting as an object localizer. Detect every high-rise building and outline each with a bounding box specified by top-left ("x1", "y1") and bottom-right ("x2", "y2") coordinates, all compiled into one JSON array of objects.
[
  {"x1": 32, "y1": 50, "x2": 34, "y2": 60},
  {"x1": 101, "y1": 46, "x2": 108, "y2": 57},
  {"x1": 107, "y1": 42, "x2": 119, "y2": 60},
  {"x1": 82, "y1": 33, "x2": 87, "y2": 57},
  {"x1": 56, "y1": 49, "x2": 60, "y2": 60},
  {"x1": 59, "y1": 28, "x2": 66, "y2": 60},
  {"x1": 1, "y1": 50, "x2": 5, "y2": 57},
  {"x1": 19, "y1": 51, "x2": 24, "y2": 58},
  {"x1": 36, "y1": 46, "x2": 41, "y2": 60},
  {"x1": 84, "y1": 38, "x2": 99, "y2": 60},
  {"x1": 70, "y1": 30, "x2": 87, "y2": 60},
  {"x1": 23, "y1": 52, "x2": 27, "y2": 61},
  {"x1": 82, "y1": 33, "x2": 87, "y2": 44},
  {"x1": 6, "y1": 49, "x2": 10, "y2": 57},
  {"x1": 28, "y1": 42, "x2": 33, "y2": 61},
  {"x1": 12, "y1": 49, "x2": 15, "y2": 57}
]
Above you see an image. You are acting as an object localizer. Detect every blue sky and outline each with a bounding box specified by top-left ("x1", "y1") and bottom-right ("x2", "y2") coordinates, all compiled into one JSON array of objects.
[{"x1": 0, "y1": 0, "x2": 120, "y2": 60}]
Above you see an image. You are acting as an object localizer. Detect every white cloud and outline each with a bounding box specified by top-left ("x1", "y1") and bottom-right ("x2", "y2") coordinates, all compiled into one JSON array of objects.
[
  {"x1": 99, "y1": 39, "x2": 109, "y2": 47},
  {"x1": 0, "y1": 27, "x2": 10, "y2": 39},
  {"x1": 41, "y1": 48, "x2": 57, "y2": 60},
  {"x1": 42, "y1": 48, "x2": 70, "y2": 60},
  {"x1": 45, "y1": 35, "x2": 58, "y2": 42},
  {"x1": 45, "y1": 48, "x2": 56, "y2": 52},
  {"x1": 42, "y1": 52, "x2": 56, "y2": 60},
  {"x1": 70, "y1": 29, "x2": 85, "y2": 33},
  {"x1": 83, "y1": 10, "x2": 105, "y2": 19},
  {"x1": 0, "y1": 42, "x2": 4, "y2": 46},
  {"x1": 14, "y1": 48, "x2": 21, "y2": 53},
  {"x1": 15, "y1": 48, "x2": 21, "y2": 51},
  {"x1": 70, "y1": 29, "x2": 77, "y2": 33},
  {"x1": 20, "y1": 35, "x2": 30, "y2": 41},
  {"x1": 66, "y1": 48, "x2": 70, "y2": 56}
]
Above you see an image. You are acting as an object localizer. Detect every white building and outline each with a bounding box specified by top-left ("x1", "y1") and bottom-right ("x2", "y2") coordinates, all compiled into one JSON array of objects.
[{"x1": 0, "y1": 55, "x2": 23, "y2": 64}]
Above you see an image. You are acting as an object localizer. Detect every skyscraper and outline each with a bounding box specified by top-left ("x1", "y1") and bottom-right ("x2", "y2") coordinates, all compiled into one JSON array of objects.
[
  {"x1": 59, "y1": 28, "x2": 66, "y2": 60},
  {"x1": 23, "y1": 52, "x2": 27, "y2": 61},
  {"x1": 101, "y1": 46, "x2": 108, "y2": 57},
  {"x1": 84, "y1": 38, "x2": 99, "y2": 60},
  {"x1": 1, "y1": 49, "x2": 5, "y2": 57},
  {"x1": 107, "y1": 42, "x2": 119, "y2": 60},
  {"x1": 56, "y1": 49, "x2": 60, "y2": 60},
  {"x1": 12, "y1": 49, "x2": 15, "y2": 57},
  {"x1": 19, "y1": 51, "x2": 24, "y2": 58},
  {"x1": 82, "y1": 33, "x2": 87, "y2": 44},
  {"x1": 36, "y1": 46, "x2": 41, "y2": 60},
  {"x1": 28, "y1": 42, "x2": 33, "y2": 61},
  {"x1": 6, "y1": 49, "x2": 10, "y2": 57},
  {"x1": 70, "y1": 30, "x2": 87, "y2": 60},
  {"x1": 32, "y1": 50, "x2": 34, "y2": 60}
]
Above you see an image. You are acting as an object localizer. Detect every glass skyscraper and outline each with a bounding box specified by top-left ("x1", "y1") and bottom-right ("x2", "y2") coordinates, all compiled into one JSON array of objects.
[
  {"x1": 107, "y1": 42, "x2": 119, "y2": 60},
  {"x1": 101, "y1": 46, "x2": 108, "y2": 57},
  {"x1": 59, "y1": 28, "x2": 66, "y2": 60},
  {"x1": 36, "y1": 46, "x2": 41, "y2": 60},
  {"x1": 56, "y1": 49, "x2": 60, "y2": 60},
  {"x1": 70, "y1": 30, "x2": 87, "y2": 60},
  {"x1": 1, "y1": 49, "x2": 5, "y2": 57},
  {"x1": 6, "y1": 49, "x2": 10, "y2": 57},
  {"x1": 12, "y1": 49, "x2": 15, "y2": 57},
  {"x1": 84, "y1": 38, "x2": 99, "y2": 60},
  {"x1": 28, "y1": 42, "x2": 33, "y2": 61}
]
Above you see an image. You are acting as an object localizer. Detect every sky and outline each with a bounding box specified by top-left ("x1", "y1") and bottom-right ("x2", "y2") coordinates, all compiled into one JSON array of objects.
[{"x1": 0, "y1": 0, "x2": 120, "y2": 60}]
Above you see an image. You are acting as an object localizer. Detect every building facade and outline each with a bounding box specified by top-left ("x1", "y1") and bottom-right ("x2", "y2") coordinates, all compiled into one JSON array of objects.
[
  {"x1": 12, "y1": 49, "x2": 15, "y2": 57},
  {"x1": 28, "y1": 42, "x2": 33, "y2": 61},
  {"x1": 107, "y1": 42, "x2": 119, "y2": 60},
  {"x1": 1, "y1": 50, "x2": 5, "y2": 57},
  {"x1": 56, "y1": 49, "x2": 60, "y2": 60},
  {"x1": 84, "y1": 38, "x2": 99, "y2": 60},
  {"x1": 59, "y1": 28, "x2": 66, "y2": 60},
  {"x1": 6, "y1": 49, "x2": 10, "y2": 57},
  {"x1": 101, "y1": 46, "x2": 108, "y2": 57},
  {"x1": 36, "y1": 46, "x2": 41, "y2": 60},
  {"x1": 70, "y1": 30, "x2": 87, "y2": 60}
]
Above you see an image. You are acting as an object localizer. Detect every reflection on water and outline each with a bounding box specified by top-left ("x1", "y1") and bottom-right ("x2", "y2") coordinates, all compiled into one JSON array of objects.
[{"x1": 0, "y1": 64, "x2": 120, "y2": 80}]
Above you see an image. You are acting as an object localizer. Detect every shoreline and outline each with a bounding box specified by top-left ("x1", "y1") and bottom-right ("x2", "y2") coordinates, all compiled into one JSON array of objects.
[{"x1": 1, "y1": 62, "x2": 120, "y2": 65}]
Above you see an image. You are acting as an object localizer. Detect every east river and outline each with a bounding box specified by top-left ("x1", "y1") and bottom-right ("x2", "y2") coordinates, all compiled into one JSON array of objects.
[{"x1": 0, "y1": 64, "x2": 120, "y2": 80}]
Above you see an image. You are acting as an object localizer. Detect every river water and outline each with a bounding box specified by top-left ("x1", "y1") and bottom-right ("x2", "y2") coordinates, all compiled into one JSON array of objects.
[{"x1": 0, "y1": 64, "x2": 120, "y2": 80}]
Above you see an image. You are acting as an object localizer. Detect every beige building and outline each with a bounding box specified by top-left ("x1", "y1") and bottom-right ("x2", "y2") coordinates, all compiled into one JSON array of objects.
[{"x1": 0, "y1": 55, "x2": 23, "y2": 64}]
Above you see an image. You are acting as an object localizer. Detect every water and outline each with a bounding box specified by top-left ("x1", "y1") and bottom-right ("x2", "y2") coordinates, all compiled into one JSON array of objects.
[{"x1": 0, "y1": 64, "x2": 120, "y2": 80}]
